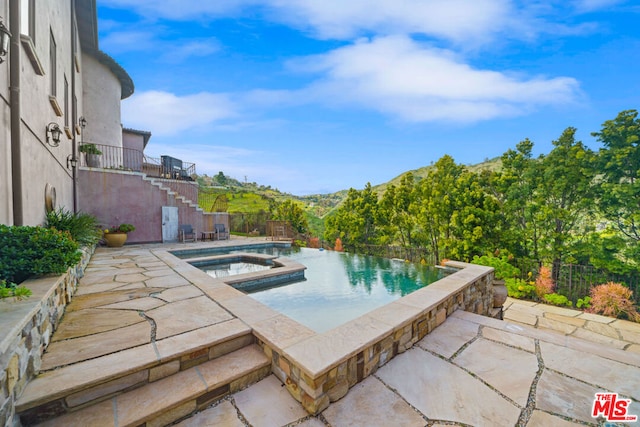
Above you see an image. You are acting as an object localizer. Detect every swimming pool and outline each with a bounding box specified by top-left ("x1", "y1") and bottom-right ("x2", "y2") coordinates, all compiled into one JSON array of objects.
[{"x1": 183, "y1": 245, "x2": 445, "y2": 333}]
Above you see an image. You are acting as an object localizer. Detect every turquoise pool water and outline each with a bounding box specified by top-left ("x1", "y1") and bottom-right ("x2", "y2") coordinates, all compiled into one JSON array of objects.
[{"x1": 230, "y1": 247, "x2": 444, "y2": 333}]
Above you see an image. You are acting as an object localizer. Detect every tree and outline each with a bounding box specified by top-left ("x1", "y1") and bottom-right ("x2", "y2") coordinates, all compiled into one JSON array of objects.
[
  {"x1": 495, "y1": 139, "x2": 543, "y2": 262},
  {"x1": 378, "y1": 173, "x2": 419, "y2": 249},
  {"x1": 447, "y1": 170, "x2": 502, "y2": 261},
  {"x1": 414, "y1": 155, "x2": 465, "y2": 263},
  {"x1": 215, "y1": 171, "x2": 228, "y2": 185},
  {"x1": 592, "y1": 110, "x2": 640, "y2": 242},
  {"x1": 272, "y1": 199, "x2": 308, "y2": 234},
  {"x1": 537, "y1": 127, "x2": 596, "y2": 280},
  {"x1": 324, "y1": 184, "x2": 380, "y2": 250}
]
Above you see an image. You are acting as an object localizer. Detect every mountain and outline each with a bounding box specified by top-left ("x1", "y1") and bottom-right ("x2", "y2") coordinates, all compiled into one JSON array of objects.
[{"x1": 196, "y1": 157, "x2": 503, "y2": 218}]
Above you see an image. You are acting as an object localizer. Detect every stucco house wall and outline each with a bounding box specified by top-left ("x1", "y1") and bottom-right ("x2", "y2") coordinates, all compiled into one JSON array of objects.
[
  {"x1": 11, "y1": 0, "x2": 78, "y2": 225},
  {"x1": 1, "y1": 0, "x2": 134, "y2": 227},
  {"x1": 0, "y1": 1, "x2": 11, "y2": 224},
  {"x1": 81, "y1": 52, "x2": 122, "y2": 149},
  {"x1": 78, "y1": 168, "x2": 229, "y2": 243}
]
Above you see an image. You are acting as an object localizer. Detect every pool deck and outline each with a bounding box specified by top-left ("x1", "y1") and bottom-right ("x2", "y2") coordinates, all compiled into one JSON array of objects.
[{"x1": 18, "y1": 238, "x2": 640, "y2": 426}]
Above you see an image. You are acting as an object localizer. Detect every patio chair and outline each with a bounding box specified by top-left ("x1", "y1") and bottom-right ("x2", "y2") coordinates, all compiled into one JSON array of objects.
[
  {"x1": 214, "y1": 223, "x2": 229, "y2": 240},
  {"x1": 179, "y1": 224, "x2": 197, "y2": 242}
]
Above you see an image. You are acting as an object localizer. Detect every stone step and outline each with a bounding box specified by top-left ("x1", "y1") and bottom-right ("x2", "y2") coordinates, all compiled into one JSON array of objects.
[
  {"x1": 25, "y1": 345, "x2": 271, "y2": 427},
  {"x1": 16, "y1": 319, "x2": 254, "y2": 422}
]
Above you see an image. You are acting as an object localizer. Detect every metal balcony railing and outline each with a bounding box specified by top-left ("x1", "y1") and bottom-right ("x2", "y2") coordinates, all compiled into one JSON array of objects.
[{"x1": 78, "y1": 142, "x2": 196, "y2": 181}]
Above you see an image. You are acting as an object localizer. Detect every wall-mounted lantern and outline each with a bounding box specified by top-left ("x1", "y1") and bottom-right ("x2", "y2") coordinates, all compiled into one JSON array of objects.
[
  {"x1": 46, "y1": 122, "x2": 63, "y2": 147},
  {"x1": 66, "y1": 154, "x2": 78, "y2": 170},
  {"x1": 0, "y1": 19, "x2": 11, "y2": 63}
]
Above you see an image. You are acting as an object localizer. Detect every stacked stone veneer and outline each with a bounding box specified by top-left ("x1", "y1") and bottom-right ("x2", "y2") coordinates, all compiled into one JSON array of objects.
[
  {"x1": 0, "y1": 247, "x2": 93, "y2": 427},
  {"x1": 251, "y1": 261, "x2": 494, "y2": 414}
]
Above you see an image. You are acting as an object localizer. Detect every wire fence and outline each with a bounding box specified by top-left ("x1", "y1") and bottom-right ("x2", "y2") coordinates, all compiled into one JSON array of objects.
[
  {"x1": 229, "y1": 212, "x2": 271, "y2": 235},
  {"x1": 555, "y1": 264, "x2": 640, "y2": 304}
]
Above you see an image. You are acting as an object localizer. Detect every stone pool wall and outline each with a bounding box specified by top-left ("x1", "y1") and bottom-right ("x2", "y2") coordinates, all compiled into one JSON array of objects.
[
  {"x1": 254, "y1": 261, "x2": 494, "y2": 414},
  {"x1": 0, "y1": 247, "x2": 93, "y2": 427}
]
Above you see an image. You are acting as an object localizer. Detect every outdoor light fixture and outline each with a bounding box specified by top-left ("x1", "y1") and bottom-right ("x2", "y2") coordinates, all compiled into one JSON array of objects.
[
  {"x1": 46, "y1": 122, "x2": 63, "y2": 147},
  {"x1": 79, "y1": 116, "x2": 87, "y2": 128},
  {"x1": 66, "y1": 154, "x2": 78, "y2": 170},
  {"x1": 0, "y1": 19, "x2": 11, "y2": 63}
]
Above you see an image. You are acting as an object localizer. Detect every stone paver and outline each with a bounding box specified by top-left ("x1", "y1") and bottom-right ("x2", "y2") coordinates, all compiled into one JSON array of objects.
[
  {"x1": 23, "y1": 243, "x2": 640, "y2": 427},
  {"x1": 51, "y1": 308, "x2": 144, "y2": 341},
  {"x1": 527, "y1": 410, "x2": 583, "y2": 426},
  {"x1": 66, "y1": 288, "x2": 166, "y2": 311},
  {"x1": 156, "y1": 285, "x2": 203, "y2": 302},
  {"x1": 540, "y1": 341, "x2": 640, "y2": 400},
  {"x1": 417, "y1": 315, "x2": 479, "y2": 358},
  {"x1": 537, "y1": 316, "x2": 578, "y2": 334},
  {"x1": 571, "y1": 327, "x2": 628, "y2": 349},
  {"x1": 481, "y1": 326, "x2": 536, "y2": 353},
  {"x1": 535, "y1": 370, "x2": 600, "y2": 424},
  {"x1": 175, "y1": 400, "x2": 244, "y2": 427},
  {"x1": 321, "y1": 376, "x2": 425, "y2": 427},
  {"x1": 543, "y1": 312, "x2": 586, "y2": 327},
  {"x1": 503, "y1": 307, "x2": 538, "y2": 326},
  {"x1": 146, "y1": 295, "x2": 233, "y2": 340},
  {"x1": 376, "y1": 347, "x2": 521, "y2": 426},
  {"x1": 233, "y1": 375, "x2": 308, "y2": 427},
  {"x1": 453, "y1": 338, "x2": 538, "y2": 406},
  {"x1": 100, "y1": 296, "x2": 165, "y2": 311},
  {"x1": 41, "y1": 321, "x2": 151, "y2": 369}
]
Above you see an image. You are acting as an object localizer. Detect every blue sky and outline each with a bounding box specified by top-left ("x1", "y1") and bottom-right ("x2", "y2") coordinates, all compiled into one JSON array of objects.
[{"x1": 97, "y1": 0, "x2": 640, "y2": 195}]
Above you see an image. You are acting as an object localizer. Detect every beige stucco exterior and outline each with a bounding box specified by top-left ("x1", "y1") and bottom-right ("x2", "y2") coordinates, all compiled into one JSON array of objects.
[
  {"x1": 0, "y1": 0, "x2": 132, "y2": 226},
  {"x1": 1, "y1": 0, "x2": 218, "y2": 243},
  {"x1": 81, "y1": 52, "x2": 122, "y2": 148},
  {"x1": 0, "y1": 1, "x2": 10, "y2": 224}
]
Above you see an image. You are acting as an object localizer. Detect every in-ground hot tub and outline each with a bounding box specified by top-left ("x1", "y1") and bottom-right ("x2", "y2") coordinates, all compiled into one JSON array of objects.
[{"x1": 184, "y1": 252, "x2": 306, "y2": 293}]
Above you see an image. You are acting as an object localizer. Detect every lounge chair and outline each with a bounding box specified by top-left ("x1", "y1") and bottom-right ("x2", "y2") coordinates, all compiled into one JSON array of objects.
[
  {"x1": 179, "y1": 224, "x2": 197, "y2": 242},
  {"x1": 214, "y1": 223, "x2": 229, "y2": 240}
]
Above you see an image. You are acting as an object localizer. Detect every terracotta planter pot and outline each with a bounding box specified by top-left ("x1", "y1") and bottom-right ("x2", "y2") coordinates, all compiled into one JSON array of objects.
[
  {"x1": 493, "y1": 279, "x2": 508, "y2": 307},
  {"x1": 104, "y1": 232, "x2": 127, "y2": 247}
]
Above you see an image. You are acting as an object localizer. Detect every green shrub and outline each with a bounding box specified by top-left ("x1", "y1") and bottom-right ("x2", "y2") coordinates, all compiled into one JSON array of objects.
[
  {"x1": 505, "y1": 278, "x2": 537, "y2": 299},
  {"x1": 0, "y1": 279, "x2": 32, "y2": 301},
  {"x1": 543, "y1": 293, "x2": 572, "y2": 307},
  {"x1": 45, "y1": 208, "x2": 102, "y2": 246},
  {"x1": 78, "y1": 143, "x2": 102, "y2": 155},
  {"x1": 471, "y1": 254, "x2": 520, "y2": 279},
  {"x1": 105, "y1": 223, "x2": 136, "y2": 233},
  {"x1": 576, "y1": 296, "x2": 592, "y2": 309},
  {"x1": 0, "y1": 225, "x2": 81, "y2": 284}
]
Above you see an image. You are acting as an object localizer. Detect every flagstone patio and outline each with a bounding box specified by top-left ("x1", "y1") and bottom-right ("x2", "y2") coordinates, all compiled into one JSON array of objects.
[{"x1": 13, "y1": 239, "x2": 640, "y2": 426}]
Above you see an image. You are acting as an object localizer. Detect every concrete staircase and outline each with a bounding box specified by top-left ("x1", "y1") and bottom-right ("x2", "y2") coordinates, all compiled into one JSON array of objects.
[
  {"x1": 78, "y1": 167, "x2": 225, "y2": 244},
  {"x1": 16, "y1": 323, "x2": 270, "y2": 426},
  {"x1": 142, "y1": 176, "x2": 203, "y2": 214}
]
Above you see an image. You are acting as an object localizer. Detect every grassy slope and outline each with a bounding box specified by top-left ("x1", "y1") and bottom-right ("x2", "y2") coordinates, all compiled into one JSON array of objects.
[{"x1": 197, "y1": 157, "x2": 503, "y2": 236}]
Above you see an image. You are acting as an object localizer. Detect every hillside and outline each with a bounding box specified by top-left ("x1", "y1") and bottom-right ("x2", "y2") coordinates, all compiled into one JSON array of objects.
[
  {"x1": 196, "y1": 157, "x2": 503, "y2": 219},
  {"x1": 372, "y1": 157, "x2": 502, "y2": 196}
]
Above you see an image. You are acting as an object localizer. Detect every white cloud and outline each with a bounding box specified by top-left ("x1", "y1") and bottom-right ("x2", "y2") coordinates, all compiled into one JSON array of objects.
[
  {"x1": 292, "y1": 36, "x2": 581, "y2": 122},
  {"x1": 98, "y1": 0, "x2": 568, "y2": 45},
  {"x1": 100, "y1": 30, "x2": 158, "y2": 53},
  {"x1": 161, "y1": 38, "x2": 221, "y2": 62},
  {"x1": 267, "y1": 0, "x2": 511, "y2": 44},
  {"x1": 122, "y1": 91, "x2": 236, "y2": 136}
]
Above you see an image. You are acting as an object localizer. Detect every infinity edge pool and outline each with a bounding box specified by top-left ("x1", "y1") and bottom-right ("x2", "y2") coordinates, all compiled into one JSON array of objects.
[{"x1": 157, "y1": 241, "x2": 495, "y2": 414}]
